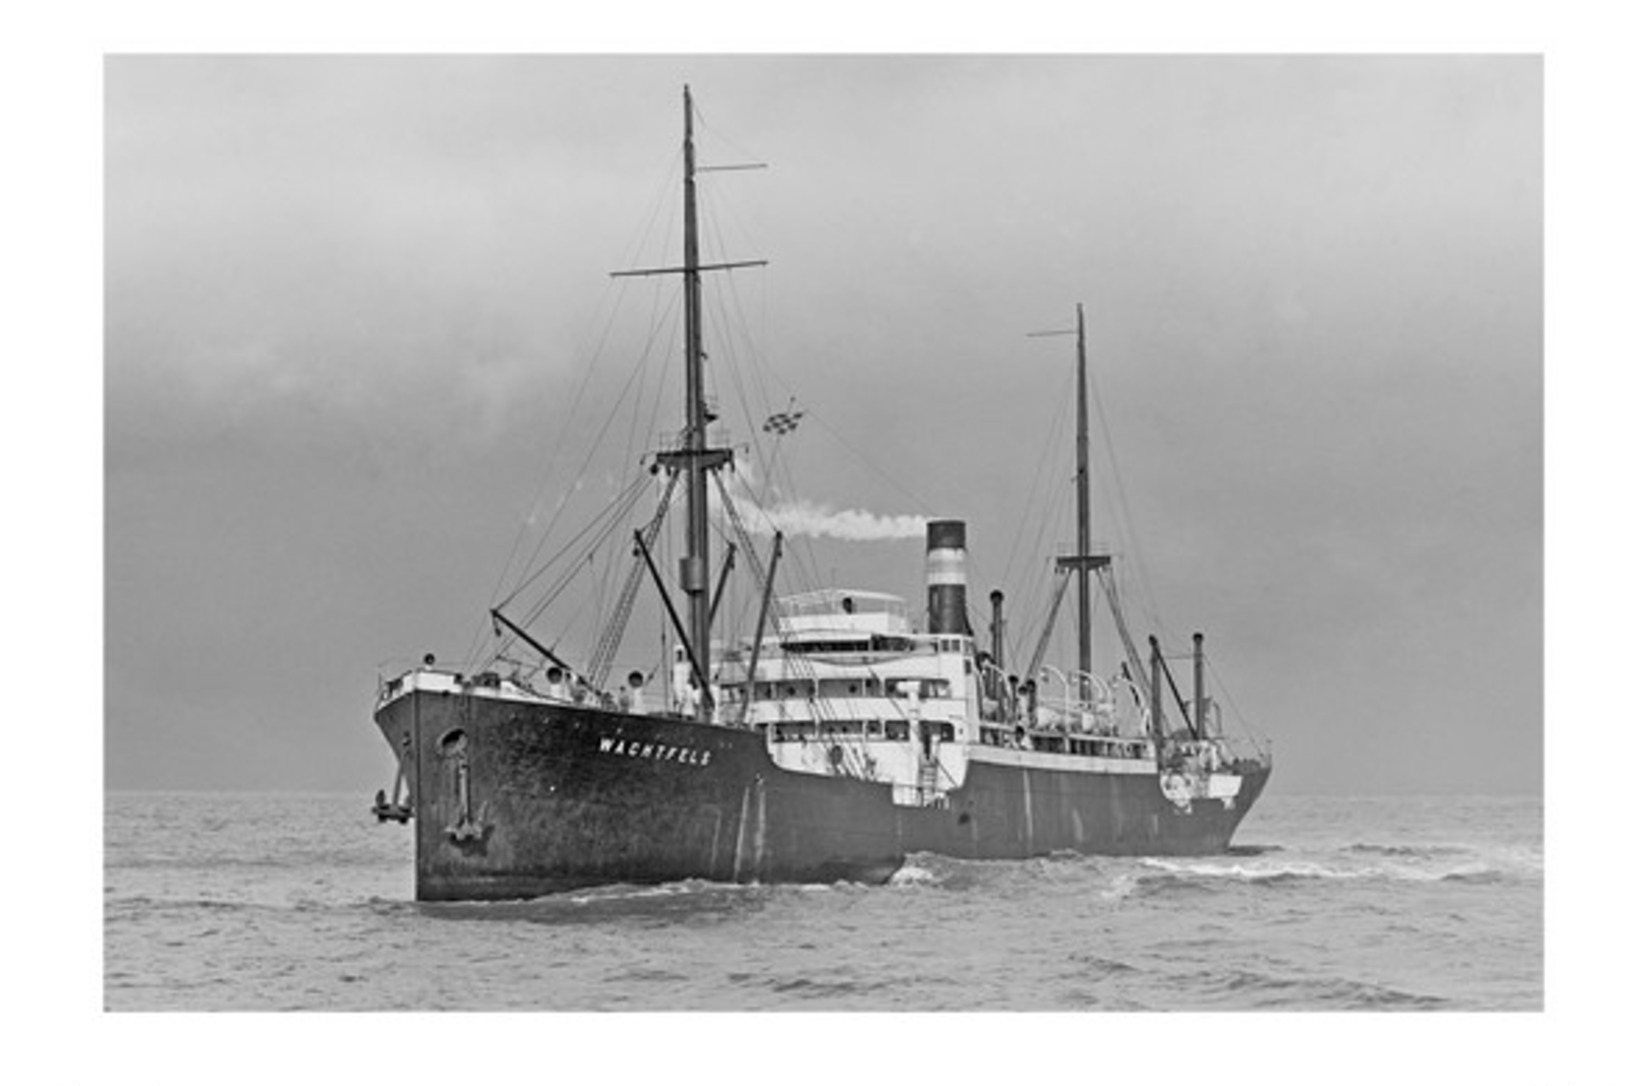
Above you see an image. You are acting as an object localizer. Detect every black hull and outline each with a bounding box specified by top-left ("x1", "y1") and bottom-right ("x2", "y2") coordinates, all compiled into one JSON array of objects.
[{"x1": 375, "y1": 689, "x2": 1270, "y2": 902}]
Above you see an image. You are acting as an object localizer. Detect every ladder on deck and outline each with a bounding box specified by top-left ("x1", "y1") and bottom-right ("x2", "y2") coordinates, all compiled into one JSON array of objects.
[{"x1": 917, "y1": 757, "x2": 940, "y2": 804}]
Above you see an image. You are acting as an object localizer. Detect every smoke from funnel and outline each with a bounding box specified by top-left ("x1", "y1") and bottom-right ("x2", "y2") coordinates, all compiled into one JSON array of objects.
[{"x1": 720, "y1": 463, "x2": 928, "y2": 541}]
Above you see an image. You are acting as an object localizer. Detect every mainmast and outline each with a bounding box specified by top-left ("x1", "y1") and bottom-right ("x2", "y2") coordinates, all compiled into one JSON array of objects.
[
  {"x1": 1074, "y1": 303, "x2": 1091, "y2": 675},
  {"x1": 1032, "y1": 303, "x2": 1109, "y2": 679}
]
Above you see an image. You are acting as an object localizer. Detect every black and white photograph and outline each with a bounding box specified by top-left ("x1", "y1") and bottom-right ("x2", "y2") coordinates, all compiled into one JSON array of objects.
[
  {"x1": 39, "y1": 9, "x2": 1613, "y2": 1066},
  {"x1": 100, "y1": 51, "x2": 1544, "y2": 1015}
]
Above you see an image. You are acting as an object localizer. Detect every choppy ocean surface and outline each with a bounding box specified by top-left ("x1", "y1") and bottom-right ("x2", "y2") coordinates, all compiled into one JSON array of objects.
[{"x1": 104, "y1": 792, "x2": 1541, "y2": 1011}]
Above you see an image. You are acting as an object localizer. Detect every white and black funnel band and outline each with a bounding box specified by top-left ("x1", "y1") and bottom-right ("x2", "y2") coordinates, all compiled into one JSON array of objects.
[{"x1": 926, "y1": 518, "x2": 969, "y2": 635}]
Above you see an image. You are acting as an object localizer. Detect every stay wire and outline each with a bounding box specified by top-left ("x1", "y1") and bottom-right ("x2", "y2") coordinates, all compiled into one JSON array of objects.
[
  {"x1": 999, "y1": 370, "x2": 1073, "y2": 664},
  {"x1": 506, "y1": 285, "x2": 683, "y2": 608},
  {"x1": 485, "y1": 146, "x2": 682, "y2": 612},
  {"x1": 516, "y1": 484, "x2": 649, "y2": 635},
  {"x1": 499, "y1": 471, "x2": 653, "y2": 614},
  {"x1": 503, "y1": 476, "x2": 656, "y2": 671},
  {"x1": 999, "y1": 375, "x2": 1071, "y2": 590},
  {"x1": 1007, "y1": 412, "x2": 1073, "y2": 669},
  {"x1": 1201, "y1": 651, "x2": 1266, "y2": 748},
  {"x1": 485, "y1": 474, "x2": 654, "y2": 673},
  {"x1": 1089, "y1": 364, "x2": 1168, "y2": 636}
]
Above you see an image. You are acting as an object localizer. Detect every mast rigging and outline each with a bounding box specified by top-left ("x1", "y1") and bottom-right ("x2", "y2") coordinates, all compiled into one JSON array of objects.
[
  {"x1": 1030, "y1": 304, "x2": 1110, "y2": 678},
  {"x1": 609, "y1": 86, "x2": 767, "y2": 716}
]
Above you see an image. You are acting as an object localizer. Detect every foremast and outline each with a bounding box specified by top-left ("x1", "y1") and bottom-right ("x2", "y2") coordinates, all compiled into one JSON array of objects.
[
  {"x1": 614, "y1": 86, "x2": 764, "y2": 719},
  {"x1": 679, "y1": 85, "x2": 715, "y2": 711}
]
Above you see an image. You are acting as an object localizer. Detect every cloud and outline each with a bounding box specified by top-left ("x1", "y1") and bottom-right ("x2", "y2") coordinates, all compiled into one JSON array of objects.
[{"x1": 104, "y1": 57, "x2": 607, "y2": 444}]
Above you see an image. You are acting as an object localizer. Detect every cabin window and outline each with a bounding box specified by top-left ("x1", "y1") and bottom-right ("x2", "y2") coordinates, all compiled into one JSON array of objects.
[
  {"x1": 884, "y1": 720, "x2": 908, "y2": 741},
  {"x1": 883, "y1": 678, "x2": 951, "y2": 699},
  {"x1": 784, "y1": 639, "x2": 871, "y2": 655}
]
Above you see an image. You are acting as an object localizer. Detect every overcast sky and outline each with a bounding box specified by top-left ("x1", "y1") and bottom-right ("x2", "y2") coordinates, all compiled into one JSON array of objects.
[{"x1": 104, "y1": 55, "x2": 1540, "y2": 795}]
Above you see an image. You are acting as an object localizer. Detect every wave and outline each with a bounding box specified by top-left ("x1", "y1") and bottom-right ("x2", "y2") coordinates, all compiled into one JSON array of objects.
[
  {"x1": 766, "y1": 976, "x2": 893, "y2": 1000},
  {"x1": 881, "y1": 845, "x2": 1540, "y2": 901},
  {"x1": 1344, "y1": 843, "x2": 1472, "y2": 859},
  {"x1": 562, "y1": 878, "x2": 748, "y2": 903},
  {"x1": 1034, "y1": 851, "x2": 1114, "y2": 879},
  {"x1": 1069, "y1": 953, "x2": 1140, "y2": 977},
  {"x1": 105, "y1": 894, "x2": 256, "y2": 916},
  {"x1": 362, "y1": 896, "x2": 418, "y2": 916},
  {"x1": 1098, "y1": 873, "x2": 1140, "y2": 902},
  {"x1": 1136, "y1": 853, "x2": 1538, "y2": 888},
  {"x1": 884, "y1": 853, "x2": 1003, "y2": 892},
  {"x1": 887, "y1": 861, "x2": 942, "y2": 887},
  {"x1": 1193, "y1": 968, "x2": 1452, "y2": 1010},
  {"x1": 1439, "y1": 868, "x2": 1522, "y2": 886},
  {"x1": 1141, "y1": 858, "x2": 1369, "y2": 883},
  {"x1": 108, "y1": 892, "x2": 417, "y2": 920},
  {"x1": 1125, "y1": 872, "x2": 1223, "y2": 900},
  {"x1": 410, "y1": 877, "x2": 797, "y2": 927}
]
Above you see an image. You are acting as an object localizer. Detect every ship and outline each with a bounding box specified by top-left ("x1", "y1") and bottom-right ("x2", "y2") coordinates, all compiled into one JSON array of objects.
[{"x1": 371, "y1": 87, "x2": 1272, "y2": 901}]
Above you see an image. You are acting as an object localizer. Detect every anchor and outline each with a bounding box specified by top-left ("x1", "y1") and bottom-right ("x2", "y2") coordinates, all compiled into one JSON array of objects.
[
  {"x1": 447, "y1": 802, "x2": 492, "y2": 847},
  {"x1": 371, "y1": 762, "x2": 412, "y2": 823},
  {"x1": 444, "y1": 739, "x2": 492, "y2": 851}
]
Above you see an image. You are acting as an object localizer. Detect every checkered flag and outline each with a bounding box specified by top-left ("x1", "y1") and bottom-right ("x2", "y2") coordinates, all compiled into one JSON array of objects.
[{"x1": 762, "y1": 406, "x2": 804, "y2": 435}]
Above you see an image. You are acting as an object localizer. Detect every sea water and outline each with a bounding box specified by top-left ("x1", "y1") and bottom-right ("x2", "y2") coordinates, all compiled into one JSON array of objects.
[{"x1": 103, "y1": 792, "x2": 1541, "y2": 1011}]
